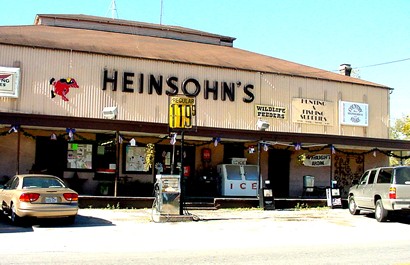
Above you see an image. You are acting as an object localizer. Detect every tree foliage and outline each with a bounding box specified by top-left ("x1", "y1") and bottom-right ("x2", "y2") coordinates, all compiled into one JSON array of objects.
[
  {"x1": 391, "y1": 115, "x2": 410, "y2": 140},
  {"x1": 390, "y1": 115, "x2": 410, "y2": 165}
]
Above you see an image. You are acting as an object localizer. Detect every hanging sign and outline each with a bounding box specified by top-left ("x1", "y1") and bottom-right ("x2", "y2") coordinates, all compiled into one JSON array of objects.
[
  {"x1": 303, "y1": 154, "x2": 331, "y2": 167},
  {"x1": 169, "y1": 96, "x2": 196, "y2": 129},
  {"x1": 339, "y1": 101, "x2": 368, "y2": 127},
  {"x1": 0, "y1": 66, "x2": 20, "y2": 98},
  {"x1": 292, "y1": 98, "x2": 334, "y2": 126}
]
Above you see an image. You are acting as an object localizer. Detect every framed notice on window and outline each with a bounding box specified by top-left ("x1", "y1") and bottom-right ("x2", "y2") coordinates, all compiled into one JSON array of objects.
[
  {"x1": 67, "y1": 143, "x2": 93, "y2": 170},
  {"x1": 125, "y1": 146, "x2": 148, "y2": 172}
]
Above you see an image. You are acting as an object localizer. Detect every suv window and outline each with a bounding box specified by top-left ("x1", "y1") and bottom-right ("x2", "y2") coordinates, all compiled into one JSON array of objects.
[
  {"x1": 368, "y1": 170, "x2": 377, "y2": 184},
  {"x1": 394, "y1": 167, "x2": 410, "y2": 184},
  {"x1": 377, "y1": 168, "x2": 392, "y2": 184},
  {"x1": 359, "y1": 171, "x2": 370, "y2": 185}
]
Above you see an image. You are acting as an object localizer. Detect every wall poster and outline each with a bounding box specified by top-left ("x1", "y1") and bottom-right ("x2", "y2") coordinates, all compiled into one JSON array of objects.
[
  {"x1": 125, "y1": 146, "x2": 147, "y2": 172},
  {"x1": 67, "y1": 143, "x2": 93, "y2": 169}
]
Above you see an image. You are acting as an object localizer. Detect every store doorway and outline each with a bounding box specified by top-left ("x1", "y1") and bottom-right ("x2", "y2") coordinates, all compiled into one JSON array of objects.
[
  {"x1": 268, "y1": 149, "x2": 291, "y2": 198},
  {"x1": 34, "y1": 137, "x2": 66, "y2": 178}
]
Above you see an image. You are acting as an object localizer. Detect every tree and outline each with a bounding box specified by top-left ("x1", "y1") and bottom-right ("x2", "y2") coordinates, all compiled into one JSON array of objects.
[
  {"x1": 390, "y1": 114, "x2": 410, "y2": 165},
  {"x1": 391, "y1": 115, "x2": 410, "y2": 140}
]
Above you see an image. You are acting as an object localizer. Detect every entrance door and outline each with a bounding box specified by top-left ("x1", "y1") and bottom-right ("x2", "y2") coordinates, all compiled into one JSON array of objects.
[
  {"x1": 268, "y1": 149, "x2": 291, "y2": 197},
  {"x1": 35, "y1": 137, "x2": 66, "y2": 177}
]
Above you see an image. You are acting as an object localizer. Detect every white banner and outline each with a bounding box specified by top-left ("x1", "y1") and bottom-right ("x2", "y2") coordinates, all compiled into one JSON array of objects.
[
  {"x1": 339, "y1": 101, "x2": 368, "y2": 127},
  {"x1": 303, "y1": 154, "x2": 331, "y2": 167}
]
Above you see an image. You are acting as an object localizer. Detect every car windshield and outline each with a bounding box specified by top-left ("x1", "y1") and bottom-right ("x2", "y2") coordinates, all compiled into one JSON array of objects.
[
  {"x1": 395, "y1": 167, "x2": 410, "y2": 185},
  {"x1": 22, "y1": 177, "x2": 65, "y2": 189}
]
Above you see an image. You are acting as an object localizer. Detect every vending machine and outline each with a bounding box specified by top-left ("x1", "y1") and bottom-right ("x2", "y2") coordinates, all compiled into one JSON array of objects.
[{"x1": 217, "y1": 164, "x2": 259, "y2": 196}]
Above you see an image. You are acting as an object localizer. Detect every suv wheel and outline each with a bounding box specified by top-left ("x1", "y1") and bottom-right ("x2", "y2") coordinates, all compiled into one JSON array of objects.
[
  {"x1": 375, "y1": 199, "x2": 389, "y2": 222},
  {"x1": 348, "y1": 196, "x2": 360, "y2": 215}
]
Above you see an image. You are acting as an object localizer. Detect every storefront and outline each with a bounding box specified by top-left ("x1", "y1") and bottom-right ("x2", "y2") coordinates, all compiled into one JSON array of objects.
[{"x1": 1, "y1": 14, "x2": 410, "y2": 199}]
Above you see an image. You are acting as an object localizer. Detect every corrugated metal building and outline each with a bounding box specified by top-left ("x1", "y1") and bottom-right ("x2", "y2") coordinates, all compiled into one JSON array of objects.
[{"x1": 1, "y1": 14, "x2": 409, "y2": 198}]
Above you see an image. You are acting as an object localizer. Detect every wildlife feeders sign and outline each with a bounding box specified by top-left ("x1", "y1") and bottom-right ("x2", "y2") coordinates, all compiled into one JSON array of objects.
[
  {"x1": 169, "y1": 96, "x2": 196, "y2": 129},
  {"x1": 292, "y1": 98, "x2": 334, "y2": 126}
]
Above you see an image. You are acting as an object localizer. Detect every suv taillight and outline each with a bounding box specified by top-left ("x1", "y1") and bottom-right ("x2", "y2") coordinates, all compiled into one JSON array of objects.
[
  {"x1": 63, "y1": 193, "x2": 78, "y2": 201},
  {"x1": 19, "y1": 193, "x2": 40, "y2": 202},
  {"x1": 389, "y1": 187, "x2": 397, "y2": 199}
]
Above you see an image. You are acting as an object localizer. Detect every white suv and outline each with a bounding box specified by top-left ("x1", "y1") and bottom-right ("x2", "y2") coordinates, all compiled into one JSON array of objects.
[{"x1": 348, "y1": 166, "x2": 410, "y2": 222}]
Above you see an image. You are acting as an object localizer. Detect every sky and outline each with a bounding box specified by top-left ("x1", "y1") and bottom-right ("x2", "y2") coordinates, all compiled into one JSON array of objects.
[{"x1": 2, "y1": 0, "x2": 409, "y2": 123}]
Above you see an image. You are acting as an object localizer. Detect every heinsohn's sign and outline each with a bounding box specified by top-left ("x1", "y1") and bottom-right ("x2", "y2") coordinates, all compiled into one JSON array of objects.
[{"x1": 102, "y1": 69, "x2": 255, "y2": 103}]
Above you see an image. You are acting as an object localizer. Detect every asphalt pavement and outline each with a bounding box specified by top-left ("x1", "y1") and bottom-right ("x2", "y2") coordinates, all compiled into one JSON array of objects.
[{"x1": 1, "y1": 207, "x2": 410, "y2": 265}]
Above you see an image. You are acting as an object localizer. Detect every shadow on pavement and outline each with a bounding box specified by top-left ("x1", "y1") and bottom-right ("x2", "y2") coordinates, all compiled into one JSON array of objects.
[
  {"x1": 0, "y1": 214, "x2": 114, "y2": 232},
  {"x1": 363, "y1": 212, "x2": 410, "y2": 224}
]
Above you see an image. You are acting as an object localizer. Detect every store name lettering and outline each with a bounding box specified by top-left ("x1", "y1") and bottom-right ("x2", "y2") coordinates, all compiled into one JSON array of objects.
[{"x1": 102, "y1": 70, "x2": 255, "y2": 103}]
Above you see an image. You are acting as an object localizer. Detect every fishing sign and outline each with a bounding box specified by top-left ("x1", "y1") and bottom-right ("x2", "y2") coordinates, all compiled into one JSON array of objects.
[
  {"x1": 168, "y1": 96, "x2": 196, "y2": 129},
  {"x1": 0, "y1": 66, "x2": 20, "y2": 98}
]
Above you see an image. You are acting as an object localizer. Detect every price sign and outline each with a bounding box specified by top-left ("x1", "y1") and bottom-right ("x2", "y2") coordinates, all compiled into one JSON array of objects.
[{"x1": 169, "y1": 96, "x2": 196, "y2": 129}]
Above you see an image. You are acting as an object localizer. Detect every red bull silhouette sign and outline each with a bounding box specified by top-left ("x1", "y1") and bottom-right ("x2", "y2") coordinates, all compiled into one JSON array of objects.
[{"x1": 50, "y1": 77, "x2": 79, "y2": 101}]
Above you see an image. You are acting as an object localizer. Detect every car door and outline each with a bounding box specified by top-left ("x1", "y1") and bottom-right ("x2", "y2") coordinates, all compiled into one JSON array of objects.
[
  {"x1": 361, "y1": 169, "x2": 378, "y2": 208},
  {"x1": 354, "y1": 170, "x2": 370, "y2": 207},
  {"x1": 0, "y1": 176, "x2": 19, "y2": 208}
]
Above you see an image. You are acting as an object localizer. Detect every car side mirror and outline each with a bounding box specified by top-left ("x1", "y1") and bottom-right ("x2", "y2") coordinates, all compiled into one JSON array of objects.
[{"x1": 352, "y1": 180, "x2": 359, "y2": 185}]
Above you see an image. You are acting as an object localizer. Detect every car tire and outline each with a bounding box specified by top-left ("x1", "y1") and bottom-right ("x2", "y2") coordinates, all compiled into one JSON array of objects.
[
  {"x1": 348, "y1": 196, "x2": 360, "y2": 215},
  {"x1": 10, "y1": 203, "x2": 22, "y2": 225},
  {"x1": 375, "y1": 199, "x2": 389, "y2": 222}
]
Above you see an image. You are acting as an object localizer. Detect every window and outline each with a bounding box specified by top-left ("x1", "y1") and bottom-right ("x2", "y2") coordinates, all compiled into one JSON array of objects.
[
  {"x1": 377, "y1": 168, "x2": 392, "y2": 184},
  {"x1": 225, "y1": 165, "x2": 242, "y2": 180},
  {"x1": 5, "y1": 177, "x2": 19, "y2": 189},
  {"x1": 359, "y1": 171, "x2": 370, "y2": 185},
  {"x1": 244, "y1": 166, "x2": 259, "y2": 181},
  {"x1": 394, "y1": 167, "x2": 410, "y2": 184},
  {"x1": 368, "y1": 170, "x2": 377, "y2": 184}
]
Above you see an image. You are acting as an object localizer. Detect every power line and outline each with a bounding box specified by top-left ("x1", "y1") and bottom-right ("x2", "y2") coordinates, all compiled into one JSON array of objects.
[{"x1": 353, "y1": 57, "x2": 410, "y2": 70}]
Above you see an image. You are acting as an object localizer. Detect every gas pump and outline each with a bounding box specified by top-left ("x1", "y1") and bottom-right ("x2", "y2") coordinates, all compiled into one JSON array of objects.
[{"x1": 152, "y1": 175, "x2": 181, "y2": 222}]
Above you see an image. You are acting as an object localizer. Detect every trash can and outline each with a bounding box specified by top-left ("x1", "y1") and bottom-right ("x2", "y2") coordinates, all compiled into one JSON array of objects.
[{"x1": 259, "y1": 180, "x2": 275, "y2": 210}]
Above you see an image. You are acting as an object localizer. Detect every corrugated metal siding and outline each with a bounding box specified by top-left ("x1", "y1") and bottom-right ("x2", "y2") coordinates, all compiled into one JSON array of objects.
[{"x1": 0, "y1": 45, "x2": 389, "y2": 138}]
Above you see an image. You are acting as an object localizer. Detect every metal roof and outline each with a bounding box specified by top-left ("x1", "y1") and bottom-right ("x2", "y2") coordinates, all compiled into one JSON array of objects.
[{"x1": 0, "y1": 14, "x2": 389, "y2": 89}]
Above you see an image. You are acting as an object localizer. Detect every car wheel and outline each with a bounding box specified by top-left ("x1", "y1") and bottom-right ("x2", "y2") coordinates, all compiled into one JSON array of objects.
[
  {"x1": 375, "y1": 199, "x2": 389, "y2": 222},
  {"x1": 10, "y1": 203, "x2": 22, "y2": 225},
  {"x1": 348, "y1": 196, "x2": 360, "y2": 215}
]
